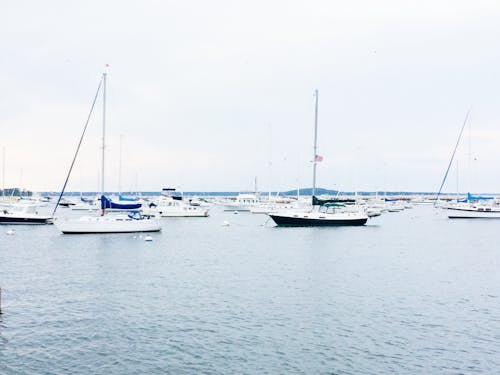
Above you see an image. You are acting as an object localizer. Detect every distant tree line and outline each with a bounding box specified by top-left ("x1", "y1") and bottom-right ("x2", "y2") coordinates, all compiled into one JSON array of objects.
[{"x1": 0, "y1": 188, "x2": 32, "y2": 197}]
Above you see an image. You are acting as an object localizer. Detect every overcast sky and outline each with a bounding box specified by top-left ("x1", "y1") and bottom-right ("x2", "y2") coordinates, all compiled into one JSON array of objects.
[{"x1": 2, "y1": 0, "x2": 500, "y2": 193}]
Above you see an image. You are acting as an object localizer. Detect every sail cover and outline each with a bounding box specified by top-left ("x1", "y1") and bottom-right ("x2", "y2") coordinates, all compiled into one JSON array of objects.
[
  {"x1": 101, "y1": 195, "x2": 141, "y2": 210},
  {"x1": 466, "y1": 192, "x2": 494, "y2": 201},
  {"x1": 118, "y1": 195, "x2": 138, "y2": 201},
  {"x1": 312, "y1": 195, "x2": 355, "y2": 206}
]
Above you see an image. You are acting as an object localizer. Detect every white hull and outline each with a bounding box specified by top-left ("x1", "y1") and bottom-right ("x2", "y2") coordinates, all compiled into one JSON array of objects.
[
  {"x1": 447, "y1": 207, "x2": 500, "y2": 219},
  {"x1": 55, "y1": 215, "x2": 161, "y2": 233},
  {"x1": 223, "y1": 204, "x2": 254, "y2": 212}
]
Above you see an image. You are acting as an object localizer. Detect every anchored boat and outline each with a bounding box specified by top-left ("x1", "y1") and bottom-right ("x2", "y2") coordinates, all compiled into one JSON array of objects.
[{"x1": 268, "y1": 90, "x2": 368, "y2": 227}]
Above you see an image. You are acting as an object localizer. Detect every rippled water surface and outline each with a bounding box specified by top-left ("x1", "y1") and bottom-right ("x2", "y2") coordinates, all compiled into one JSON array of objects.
[{"x1": 1, "y1": 205, "x2": 499, "y2": 374}]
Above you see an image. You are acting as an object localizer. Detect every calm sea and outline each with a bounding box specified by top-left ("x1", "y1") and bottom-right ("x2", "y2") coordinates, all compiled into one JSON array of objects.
[{"x1": 0, "y1": 205, "x2": 499, "y2": 374}]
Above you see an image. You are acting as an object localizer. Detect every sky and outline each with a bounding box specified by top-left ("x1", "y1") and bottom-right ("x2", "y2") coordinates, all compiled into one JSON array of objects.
[{"x1": 2, "y1": 0, "x2": 500, "y2": 193}]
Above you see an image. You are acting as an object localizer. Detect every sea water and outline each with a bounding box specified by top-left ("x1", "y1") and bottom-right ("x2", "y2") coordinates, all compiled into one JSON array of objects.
[{"x1": 0, "y1": 205, "x2": 499, "y2": 373}]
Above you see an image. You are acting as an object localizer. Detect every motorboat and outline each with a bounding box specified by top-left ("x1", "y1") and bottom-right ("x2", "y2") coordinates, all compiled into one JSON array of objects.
[
  {"x1": 222, "y1": 193, "x2": 260, "y2": 211},
  {"x1": 0, "y1": 204, "x2": 53, "y2": 224},
  {"x1": 143, "y1": 189, "x2": 209, "y2": 217}
]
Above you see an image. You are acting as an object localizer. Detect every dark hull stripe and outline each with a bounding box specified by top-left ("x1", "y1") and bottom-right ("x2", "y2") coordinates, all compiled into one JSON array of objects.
[
  {"x1": 0, "y1": 217, "x2": 52, "y2": 224},
  {"x1": 269, "y1": 215, "x2": 367, "y2": 227},
  {"x1": 448, "y1": 216, "x2": 500, "y2": 219},
  {"x1": 61, "y1": 228, "x2": 161, "y2": 234}
]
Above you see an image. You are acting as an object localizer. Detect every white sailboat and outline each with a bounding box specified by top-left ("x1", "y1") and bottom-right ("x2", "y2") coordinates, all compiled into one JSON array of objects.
[
  {"x1": 447, "y1": 193, "x2": 500, "y2": 219},
  {"x1": 55, "y1": 70, "x2": 161, "y2": 234},
  {"x1": 267, "y1": 90, "x2": 368, "y2": 227}
]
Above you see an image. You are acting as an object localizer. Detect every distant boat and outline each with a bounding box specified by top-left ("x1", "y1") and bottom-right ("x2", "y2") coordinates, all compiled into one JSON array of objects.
[
  {"x1": 0, "y1": 203, "x2": 53, "y2": 225},
  {"x1": 222, "y1": 193, "x2": 260, "y2": 211},
  {"x1": 55, "y1": 70, "x2": 160, "y2": 234},
  {"x1": 268, "y1": 90, "x2": 368, "y2": 227},
  {"x1": 143, "y1": 188, "x2": 209, "y2": 217}
]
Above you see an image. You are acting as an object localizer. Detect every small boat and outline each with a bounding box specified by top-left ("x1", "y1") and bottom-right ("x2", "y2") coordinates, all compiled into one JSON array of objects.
[{"x1": 0, "y1": 204, "x2": 53, "y2": 225}]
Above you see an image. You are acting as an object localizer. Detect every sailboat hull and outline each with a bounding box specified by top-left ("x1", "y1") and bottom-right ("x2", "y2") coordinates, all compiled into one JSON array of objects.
[
  {"x1": 269, "y1": 213, "x2": 367, "y2": 227},
  {"x1": 447, "y1": 207, "x2": 500, "y2": 219},
  {"x1": 55, "y1": 215, "x2": 161, "y2": 233}
]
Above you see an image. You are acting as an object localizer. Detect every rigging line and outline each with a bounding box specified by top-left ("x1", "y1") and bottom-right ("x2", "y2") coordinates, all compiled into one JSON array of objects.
[
  {"x1": 52, "y1": 78, "x2": 103, "y2": 218},
  {"x1": 435, "y1": 108, "x2": 472, "y2": 204}
]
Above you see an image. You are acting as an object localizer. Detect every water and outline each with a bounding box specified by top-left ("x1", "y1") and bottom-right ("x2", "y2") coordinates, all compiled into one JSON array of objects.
[{"x1": 1, "y1": 205, "x2": 499, "y2": 373}]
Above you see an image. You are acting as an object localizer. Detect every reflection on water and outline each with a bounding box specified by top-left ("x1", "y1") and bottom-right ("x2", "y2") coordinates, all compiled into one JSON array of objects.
[{"x1": 0, "y1": 205, "x2": 499, "y2": 373}]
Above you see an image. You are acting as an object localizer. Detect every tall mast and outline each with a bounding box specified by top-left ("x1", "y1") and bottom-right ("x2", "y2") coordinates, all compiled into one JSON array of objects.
[
  {"x1": 2, "y1": 146, "x2": 5, "y2": 197},
  {"x1": 119, "y1": 134, "x2": 123, "y2": 195},
  {"x1": 101, "y1": 71, "x2": 107, "y2": 197},
  {"x1": 312, "y1": 89, "x2": 319, "y2": 197}
]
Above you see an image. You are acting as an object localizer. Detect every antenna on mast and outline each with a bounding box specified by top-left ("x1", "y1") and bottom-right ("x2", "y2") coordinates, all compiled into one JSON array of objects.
[{"x1": 312, "y1": 89, "x2": 319, "y2": 197}]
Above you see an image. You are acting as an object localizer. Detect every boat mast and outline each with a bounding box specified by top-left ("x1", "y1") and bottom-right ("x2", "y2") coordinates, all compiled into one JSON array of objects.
[
  {"x1": 119, "y1": 134, "x2": 123, "y2": 195},
  {"x1": 101, "y1": 71, "x2": 107, "y2": 199},
  {"x1": 312, "y1": 89, "x2": 319, "y2": 197},
  {"x1": 1, "y1": 146, "x2": 5, "y2": 197}
]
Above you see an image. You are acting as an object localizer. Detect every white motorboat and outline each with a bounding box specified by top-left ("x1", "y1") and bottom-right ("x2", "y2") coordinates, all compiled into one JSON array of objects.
[
  {"x1": 0, "y1": 204, "x2": 53, "y2": 225},
  {"x1": 144, "y1": 197, "x2": 209, "y2": 217},
  {"x1": 222, "y1": 193, "x2": 260, "y2": 211},
  {"x1": 142, "y1": 188, "x2": 209, "y2": 217}
]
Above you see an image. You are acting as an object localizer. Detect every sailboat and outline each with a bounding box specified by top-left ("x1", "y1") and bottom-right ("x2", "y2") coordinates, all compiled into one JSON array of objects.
[
  {"x1": 435, "y1": 109, "x2": 500, "y2": 219},
  {"x1": 267, "y1": 90, "x2": 368, "y2": 227},
  {"x1": 54, "y1": 70, "x2": 161, "y2": 234},
  {"x1": 447, "y1": 193, "x2": 500, "y2": 218}
]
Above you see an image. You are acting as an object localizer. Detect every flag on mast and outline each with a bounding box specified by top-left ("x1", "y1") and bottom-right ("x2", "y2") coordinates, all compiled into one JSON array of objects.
[{"x1": 315, "y1": 154, "x2": 323, "y2": 162}]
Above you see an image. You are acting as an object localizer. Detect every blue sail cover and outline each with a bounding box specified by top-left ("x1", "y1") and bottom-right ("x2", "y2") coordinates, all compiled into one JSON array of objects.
[
  {"x1": 101, "y1": 195, "x2": 142, "y2": 210},
  {"x1": 465, "y1": 192, "x2": 494, "y2": 202},
  {"x1": 118, "y1": 195, "x2": 138, "y2": 201}
]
